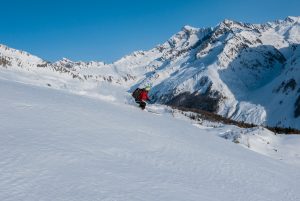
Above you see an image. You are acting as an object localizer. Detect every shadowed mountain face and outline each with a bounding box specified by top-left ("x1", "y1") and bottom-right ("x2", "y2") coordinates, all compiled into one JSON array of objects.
[{"x1": 1, "y1": 17, "x2": 300, "y2": 128}]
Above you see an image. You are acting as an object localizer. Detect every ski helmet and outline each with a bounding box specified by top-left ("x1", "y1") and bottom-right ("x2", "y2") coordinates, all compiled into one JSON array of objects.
[{"x1": 145, "y1": 86, "x2": 151, "y2": 91}]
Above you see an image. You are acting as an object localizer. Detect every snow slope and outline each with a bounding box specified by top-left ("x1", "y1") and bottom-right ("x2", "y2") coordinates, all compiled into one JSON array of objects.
[{"x1": 1, "y1": 78, "x2": 300, "y2": 201}]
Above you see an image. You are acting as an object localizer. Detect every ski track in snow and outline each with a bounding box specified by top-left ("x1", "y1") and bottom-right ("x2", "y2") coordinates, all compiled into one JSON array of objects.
[{"x1": 0, "y1": 79, "x2": 300, "y2": 201}]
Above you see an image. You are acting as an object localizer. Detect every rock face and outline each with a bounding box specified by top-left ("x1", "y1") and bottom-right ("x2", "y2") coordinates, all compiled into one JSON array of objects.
[
  {"x1": 1, "y1": 16, "x2": 300, "y2": 128},
  {"x1": 295, "y1": 95, "x2": 300, "y2": 118}
]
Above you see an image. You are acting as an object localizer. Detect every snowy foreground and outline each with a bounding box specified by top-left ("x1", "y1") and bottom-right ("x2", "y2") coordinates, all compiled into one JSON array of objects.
[{"x1": 1, "y1": 79, "x2": 300, "y2": 201}]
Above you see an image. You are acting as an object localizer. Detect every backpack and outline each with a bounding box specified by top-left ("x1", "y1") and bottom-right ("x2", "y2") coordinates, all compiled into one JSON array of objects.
[{"x1": 132, "y1": 88, "x2": 142, "y2": 100}]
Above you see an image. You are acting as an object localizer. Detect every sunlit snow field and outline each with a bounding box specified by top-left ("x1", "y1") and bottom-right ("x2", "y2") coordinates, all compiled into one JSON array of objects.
[{"x1": 1, "y1": 77, "x2": 300, "y2": 201}]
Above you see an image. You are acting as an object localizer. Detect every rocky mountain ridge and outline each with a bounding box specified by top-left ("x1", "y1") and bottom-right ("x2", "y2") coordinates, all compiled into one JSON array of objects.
[{"x1": 1, "y1": 16, "x2": 299, "y2": 128}]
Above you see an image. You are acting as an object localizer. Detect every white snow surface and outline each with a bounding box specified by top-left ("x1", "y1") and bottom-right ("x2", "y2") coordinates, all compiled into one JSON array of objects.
[{"x1": 1, "y1": 78, "x2": 300, "y2": 201}]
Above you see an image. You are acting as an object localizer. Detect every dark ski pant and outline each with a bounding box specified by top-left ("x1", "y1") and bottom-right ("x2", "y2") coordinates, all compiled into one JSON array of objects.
[{"x1": 136, "y1": 100, "x2": 146, "y2": 110}]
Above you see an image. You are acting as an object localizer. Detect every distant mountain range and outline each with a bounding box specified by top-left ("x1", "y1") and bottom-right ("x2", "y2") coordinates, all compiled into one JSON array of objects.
[{"x1": 1, "y1": 16, "x2": 299, "y2": 129}]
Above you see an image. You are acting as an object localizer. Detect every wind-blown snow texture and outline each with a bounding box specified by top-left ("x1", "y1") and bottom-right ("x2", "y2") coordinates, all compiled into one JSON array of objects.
[
  {"x1": 1, "y1": 17, "x2": 300, "y2": 128},
  {"x1": 1, "y1": 78, "x2": 300, "y2": 201}
]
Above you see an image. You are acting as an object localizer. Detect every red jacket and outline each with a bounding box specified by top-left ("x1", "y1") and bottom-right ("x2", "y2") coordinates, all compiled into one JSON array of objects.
[{"x1": 138, "y1": 90, "x2": 149, "y2": 101}]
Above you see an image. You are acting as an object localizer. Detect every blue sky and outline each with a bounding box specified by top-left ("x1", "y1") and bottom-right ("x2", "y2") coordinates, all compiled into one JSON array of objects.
[{"x1": 0, "y1": 0, "x2": 299, "y2": 62}]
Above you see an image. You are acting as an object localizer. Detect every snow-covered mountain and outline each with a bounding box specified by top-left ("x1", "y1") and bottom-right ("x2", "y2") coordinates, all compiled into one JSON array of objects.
[
  {"x1": 1, "y1": 17, "x2": 300, "y2": 201},
  {"x1": 1, "y1": 16, "x2": 300, "y2": 129}
]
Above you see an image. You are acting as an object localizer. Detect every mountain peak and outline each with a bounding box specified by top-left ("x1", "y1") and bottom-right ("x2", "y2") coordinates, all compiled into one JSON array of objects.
[
  {"x1": 60, "y1": 57, "x2": 73, "y2": 63},
  {"x1": 180, "y1": 25, "x2": 200, "y2": 35},
  {"x1": 285, "y1": 16, "x2": 300, "y2": 23},
  {"x1": 182, "y1": 25, "x2": 198, "y2": 31},
  {"x1": 222, "y1": 19, "x2": 235, "y2": 24},
  {"x1": 220, "y1": 19, "x2": 244, "y2": 28}
]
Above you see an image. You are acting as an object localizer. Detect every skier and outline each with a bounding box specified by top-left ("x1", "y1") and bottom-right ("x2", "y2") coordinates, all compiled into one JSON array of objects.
[{"x1": 132, "y1": 86, "x2": 151, "y2": 110}]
